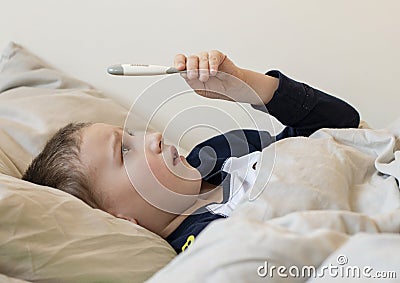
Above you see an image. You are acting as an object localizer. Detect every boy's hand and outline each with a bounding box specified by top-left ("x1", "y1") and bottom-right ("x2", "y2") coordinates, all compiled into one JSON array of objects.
[{"x1": 174, "y1": 50, "x2": 250, "y2": 102}]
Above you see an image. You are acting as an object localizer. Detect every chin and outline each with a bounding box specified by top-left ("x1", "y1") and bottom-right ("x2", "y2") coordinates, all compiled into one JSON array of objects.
[
  {"x1": 192, "y1": 177, "x2": 202, "y2": 195},
  {"x1": 178, "y1": 176, "x2": 202, "y2": 196}
]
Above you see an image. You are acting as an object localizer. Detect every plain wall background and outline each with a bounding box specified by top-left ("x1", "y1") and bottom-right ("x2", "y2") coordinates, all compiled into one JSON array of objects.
[{"x1": 1, "y1": 0, "x2": 399, "y2": 130}]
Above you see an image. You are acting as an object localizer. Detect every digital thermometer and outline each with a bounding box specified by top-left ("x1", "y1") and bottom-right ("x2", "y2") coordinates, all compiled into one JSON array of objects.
[{"x1": 107, "y1": 64, "x2": 180, "y2": 76}]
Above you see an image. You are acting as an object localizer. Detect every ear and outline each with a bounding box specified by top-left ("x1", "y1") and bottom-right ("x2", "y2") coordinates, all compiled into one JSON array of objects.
[{"x1": 115, "y1": 213, "x2": 138, "y2": 225}]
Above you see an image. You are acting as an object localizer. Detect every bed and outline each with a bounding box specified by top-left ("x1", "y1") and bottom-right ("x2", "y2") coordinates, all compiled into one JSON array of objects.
[{"x1": 0, "y1": 42, "x2": 399, "y2": 282}]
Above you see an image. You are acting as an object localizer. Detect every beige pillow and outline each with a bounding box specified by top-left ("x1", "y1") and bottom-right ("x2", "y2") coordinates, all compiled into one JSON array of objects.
[
  {"x1": 0, "y1": 42, "x2": 176, "y2": 282},
  {"x1": 0, "y1": 273, "x2": 30, "y2": 283}
]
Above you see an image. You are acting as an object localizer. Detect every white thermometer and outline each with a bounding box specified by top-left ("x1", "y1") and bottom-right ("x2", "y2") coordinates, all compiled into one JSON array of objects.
[{"x1": 107, "y1": 64, "x2": 180, "y2": 76}]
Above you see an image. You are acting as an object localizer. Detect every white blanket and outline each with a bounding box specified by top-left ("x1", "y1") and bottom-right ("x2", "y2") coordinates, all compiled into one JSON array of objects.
[{"x1": 148, "y1": 119, "x2": 400, "y2": 283}]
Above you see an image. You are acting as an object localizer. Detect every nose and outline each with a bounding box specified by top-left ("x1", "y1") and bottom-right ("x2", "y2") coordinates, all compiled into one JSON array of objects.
[{"x1": 147, "y1": 132, "x2": 163, "y2": 153}]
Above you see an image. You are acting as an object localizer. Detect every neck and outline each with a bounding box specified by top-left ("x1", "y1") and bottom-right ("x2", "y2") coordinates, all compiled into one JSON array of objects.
[{"x1": 158, "y1": 181, "x2": 222, "y2": 238}]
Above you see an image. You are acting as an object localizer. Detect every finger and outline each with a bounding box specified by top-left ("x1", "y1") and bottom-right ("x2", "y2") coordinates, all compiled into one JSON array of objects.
[
  {"x1": 174, "y1": 54, "x2": 187, "y2": 71},
  {"x1": 208, "y1": 50, "x2": 226, "y2": 76},
  {"x1": 198, "y1": 52, "x2": 209, "y2": 82},
  {"x1": 187, "y1": 54, "x2": 199, "y2": 80}
]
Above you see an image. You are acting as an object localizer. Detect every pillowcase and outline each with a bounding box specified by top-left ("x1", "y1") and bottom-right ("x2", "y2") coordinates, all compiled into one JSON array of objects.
[
  {"x1": 0, "y1": 174, "x2": 176, "y2": 283},
  {"x1": 0, "y1": 273, "x2": 30, "y2": 283},
  {"x1": 0, "y1": 42, "x2": 176, "y2": 282}
]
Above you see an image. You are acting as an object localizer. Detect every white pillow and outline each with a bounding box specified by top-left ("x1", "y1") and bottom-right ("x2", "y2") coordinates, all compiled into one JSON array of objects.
[{"x1": 0, "y1": 42, "x2": 176, "y2": 282}]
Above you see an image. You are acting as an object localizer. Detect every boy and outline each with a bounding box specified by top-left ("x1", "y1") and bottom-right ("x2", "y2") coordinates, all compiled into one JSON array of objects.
[{"x1": 23, "y1": 50, "x2": 360, "y2": 253}]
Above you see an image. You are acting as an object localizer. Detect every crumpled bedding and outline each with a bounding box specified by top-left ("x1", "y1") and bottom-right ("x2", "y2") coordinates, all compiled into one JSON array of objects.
[{"x1": 147, "y1": 118, "x2": 400, "y2": 283}]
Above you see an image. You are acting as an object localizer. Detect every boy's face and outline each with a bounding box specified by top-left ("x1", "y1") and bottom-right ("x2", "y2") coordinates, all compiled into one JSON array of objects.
[{"x1": 78, "y1": 123, "x2": 202, "y2": 234}]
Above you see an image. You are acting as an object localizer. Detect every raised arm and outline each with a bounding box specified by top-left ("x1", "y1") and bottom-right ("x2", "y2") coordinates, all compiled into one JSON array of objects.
[{"x1": 174, "y1": 50, "x2": 360, "y2": 138}]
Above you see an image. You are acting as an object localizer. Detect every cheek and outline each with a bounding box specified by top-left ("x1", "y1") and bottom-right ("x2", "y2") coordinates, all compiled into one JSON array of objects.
[
  {"x1": 125, "y1": 153, "x2": 171, "y2": 189},
  {"x1": 126, "y1": 151, "x2": 196, "y2": 195},
  {"x1": 124, "y1": 154, "x2": 200, "y2": 213},
  {"x1": 147, "y1": 156, "x2": 176, "y2": 186},
  {"x1": 97, "y1": 168, "x2": 136, "y2": 212}
]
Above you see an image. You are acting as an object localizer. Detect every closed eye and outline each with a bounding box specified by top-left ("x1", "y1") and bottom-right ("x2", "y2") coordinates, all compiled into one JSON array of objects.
[
  {"x1": 122, "y1": 143, "x2": 130, "y2": 156},
  {"x1": 121, "y1": 128, "x2": 134, "y2": 159}
]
